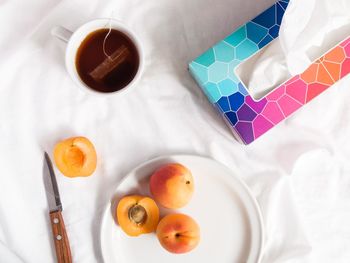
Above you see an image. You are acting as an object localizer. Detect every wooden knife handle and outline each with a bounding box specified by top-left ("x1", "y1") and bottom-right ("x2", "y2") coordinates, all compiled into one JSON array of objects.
[{"x1": 49, "y1": 210, "x2": 72, "y2": 263}]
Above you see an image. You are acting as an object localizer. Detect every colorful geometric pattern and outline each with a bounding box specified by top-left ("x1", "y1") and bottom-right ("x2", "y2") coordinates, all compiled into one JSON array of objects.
[{"x1": 189, "y1": 0, "x2": 350, "y2": 144}]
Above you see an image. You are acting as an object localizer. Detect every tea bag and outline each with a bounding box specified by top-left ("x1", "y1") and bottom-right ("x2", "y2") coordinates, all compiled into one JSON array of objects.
[{"x1": 89, "y1": 45, "x2": 129, "y2": 81}]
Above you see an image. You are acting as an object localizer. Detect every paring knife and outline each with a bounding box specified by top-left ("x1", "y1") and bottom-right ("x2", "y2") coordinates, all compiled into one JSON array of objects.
[{"x1": 44, "y1": 152, "x2": 72, "y2": 263}]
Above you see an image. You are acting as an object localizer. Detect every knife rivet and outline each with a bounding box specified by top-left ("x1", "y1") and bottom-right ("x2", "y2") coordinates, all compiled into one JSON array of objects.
[
  {"x1": 56, "y1": 235, "x2": 62, "y2": 240},
  {"x1": 53, "y1": 218, "x2": 59, "y2": 224}
]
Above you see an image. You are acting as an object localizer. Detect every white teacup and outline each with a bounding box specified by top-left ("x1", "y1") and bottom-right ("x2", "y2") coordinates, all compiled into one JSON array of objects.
[{"x1": 52, "y1": 19, "x2": 144, "y2": 96}]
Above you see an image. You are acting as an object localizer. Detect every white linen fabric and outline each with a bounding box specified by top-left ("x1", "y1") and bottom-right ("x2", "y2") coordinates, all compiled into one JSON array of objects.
[{"x1": 0, "y1": 0, "x2": 349, "y2": 262}]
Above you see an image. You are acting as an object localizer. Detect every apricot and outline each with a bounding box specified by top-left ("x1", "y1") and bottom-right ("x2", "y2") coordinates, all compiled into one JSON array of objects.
[
  {"x1": 156, "y1": 213, "x2": 200, "y2": 254},
  {"x1": 53, "y1": 136, "x2": 97, "y2": 178},
  {"x1": 150, "y1": 163, "x2": 194, "y2": 209},
  {"x1": 116, "y1": 195, "x2": 159, "y2": 237}
]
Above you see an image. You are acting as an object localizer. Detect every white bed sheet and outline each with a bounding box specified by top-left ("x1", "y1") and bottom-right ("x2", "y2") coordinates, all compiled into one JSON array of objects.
[{"x1": 0, "y1": 0, "x2": 349, "y2": 262}]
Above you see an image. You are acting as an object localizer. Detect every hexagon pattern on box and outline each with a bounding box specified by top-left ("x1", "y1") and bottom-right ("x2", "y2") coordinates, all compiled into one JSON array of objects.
[{"x1": 189, "y1": 0, "x2": 350, "y2": 144}]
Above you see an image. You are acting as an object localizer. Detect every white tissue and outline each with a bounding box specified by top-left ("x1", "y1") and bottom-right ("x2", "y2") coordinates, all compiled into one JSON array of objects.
[{"x1": 237, "y1": 0, "x2": 350, "y2": 100}]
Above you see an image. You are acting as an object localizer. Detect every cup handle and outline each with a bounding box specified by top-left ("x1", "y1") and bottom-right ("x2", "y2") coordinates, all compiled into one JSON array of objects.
[{"x1": 51, "y1": 26, "x2": 73, "y2": 43}]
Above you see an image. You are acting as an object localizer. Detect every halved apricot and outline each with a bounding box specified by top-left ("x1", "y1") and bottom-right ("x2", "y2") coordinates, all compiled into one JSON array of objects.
[
  {"x1": 53, "y1": 136, "x2": 97, "y2": 177},
  {"x1": 116, "y1": 195, "x2": 159, "y2": 237}
]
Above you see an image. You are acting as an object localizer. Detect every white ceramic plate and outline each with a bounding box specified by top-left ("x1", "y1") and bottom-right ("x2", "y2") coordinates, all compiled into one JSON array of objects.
[{"x1": 100, "y1": 155, "x2": 264, "y2": 263}]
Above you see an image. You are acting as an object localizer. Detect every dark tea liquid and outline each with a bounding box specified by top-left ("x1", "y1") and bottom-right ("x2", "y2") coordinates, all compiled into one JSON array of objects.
[{"x1": 76, "y1": 29, "x2": 139, "y2": 93}]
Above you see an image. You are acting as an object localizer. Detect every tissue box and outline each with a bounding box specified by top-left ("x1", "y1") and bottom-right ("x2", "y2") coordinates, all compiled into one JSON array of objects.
[{"x1": 189, "y1": 0, "x2": 350, "y2": 144}]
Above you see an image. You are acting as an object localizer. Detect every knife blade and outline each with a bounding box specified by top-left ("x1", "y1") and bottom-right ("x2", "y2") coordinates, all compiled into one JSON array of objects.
[
  {"x1": 43, "y1": 152, "x2": 72, "y2": 263},
  {"x1": 44, "y1": 152, "x2": 62, "y2": 212}
]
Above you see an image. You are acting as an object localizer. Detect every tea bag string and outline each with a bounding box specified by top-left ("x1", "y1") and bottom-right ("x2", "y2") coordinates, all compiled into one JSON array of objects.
[{"x1": 102, "y1": 13, "x2": 114, "y2": 61}]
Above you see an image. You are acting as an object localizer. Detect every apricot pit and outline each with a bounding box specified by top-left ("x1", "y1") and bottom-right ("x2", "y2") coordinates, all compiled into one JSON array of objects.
[{"x1": 128, "y1": 204, "x2": 147, "y2": 225}]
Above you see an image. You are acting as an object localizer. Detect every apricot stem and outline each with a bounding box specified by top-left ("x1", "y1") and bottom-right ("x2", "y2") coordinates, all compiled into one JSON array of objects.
[{"x1": 128, "y1": 204, "x2": 147, "y2": 225}]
